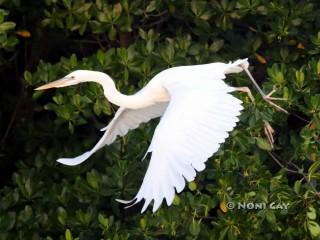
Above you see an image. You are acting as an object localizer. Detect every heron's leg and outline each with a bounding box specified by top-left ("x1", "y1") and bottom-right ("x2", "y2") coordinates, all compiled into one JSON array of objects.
[
  {"x1": 235, "y1": 87, "x2": 276, "y2": 149},
  {"x1": 233, "y1": 87, "x2": 255, "y2": 103},
  {"x1": 239, "y1": 64, "x2": 288, "y2": 114}
]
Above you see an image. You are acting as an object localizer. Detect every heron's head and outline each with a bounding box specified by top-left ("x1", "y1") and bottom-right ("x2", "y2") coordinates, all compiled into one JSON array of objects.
[{"x1": 35, "y1": 70, "x2": 100, "y2": 90}]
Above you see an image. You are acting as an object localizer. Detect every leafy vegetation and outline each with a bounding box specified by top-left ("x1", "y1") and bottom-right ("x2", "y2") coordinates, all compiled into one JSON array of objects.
[{"x1": 0, "y1": 0, "x2": 320, "y2": 239}]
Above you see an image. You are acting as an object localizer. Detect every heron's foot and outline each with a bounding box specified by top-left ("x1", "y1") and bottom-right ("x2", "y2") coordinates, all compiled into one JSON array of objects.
[
  {"x1": 264, "y1": 89, "x2": 287, "y2": 101},
  {"x1": 264, "y1": 120, "x2": 275, "y2": 149},
  {"x1": 262, "y1": 89, "x2": 288, "y2": 114},
  {"x1": 239, "y1": 65, "x2": 288, "y2": 114},
  {"x1": 234, "y1": 86, "x2": 255, "y2": 103}
]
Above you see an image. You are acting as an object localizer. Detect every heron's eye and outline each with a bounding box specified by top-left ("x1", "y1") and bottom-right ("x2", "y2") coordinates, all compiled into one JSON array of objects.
[{"x1": 71, "y1": 76, "x2": 75, "y2": 79}]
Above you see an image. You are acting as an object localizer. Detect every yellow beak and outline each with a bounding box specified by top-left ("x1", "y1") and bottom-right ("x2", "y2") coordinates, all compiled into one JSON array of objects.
[{"x1": 34, "y1": 77, "x2": 74, "y2": 90}]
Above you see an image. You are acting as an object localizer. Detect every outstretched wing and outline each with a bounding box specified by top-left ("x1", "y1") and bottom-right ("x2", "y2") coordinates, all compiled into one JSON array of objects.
[
  {"x1": 57, "y1": 102, "x2": 168, "y2": 166},
  {"x1": 123, "y1": 75, "x2": 243, "y2": 212}
]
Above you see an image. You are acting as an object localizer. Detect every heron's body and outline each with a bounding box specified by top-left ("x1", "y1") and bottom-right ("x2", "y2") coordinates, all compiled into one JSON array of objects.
[{"x1": 36, "y1": 59, "x2": 249, "y2": 212}]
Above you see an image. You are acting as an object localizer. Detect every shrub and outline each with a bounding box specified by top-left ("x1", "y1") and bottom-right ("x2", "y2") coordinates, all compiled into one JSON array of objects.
[{"x1": 0, "y1": 0, "x2": 319, "y2": 239}]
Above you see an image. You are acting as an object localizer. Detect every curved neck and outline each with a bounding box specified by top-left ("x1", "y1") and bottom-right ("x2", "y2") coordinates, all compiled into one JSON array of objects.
[{"x1": 93, "y1": 73, "x2": 155, "y2": 109}]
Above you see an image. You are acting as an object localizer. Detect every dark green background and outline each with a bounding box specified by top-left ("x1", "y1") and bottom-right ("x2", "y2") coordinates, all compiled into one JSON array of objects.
[{"x1": 0, "y1": 0, "x2": 320, "y2": 239}]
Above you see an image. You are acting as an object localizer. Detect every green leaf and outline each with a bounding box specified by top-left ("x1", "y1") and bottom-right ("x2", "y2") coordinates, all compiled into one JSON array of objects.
[
  {"x1": 75, "y1": 3, "x2": 92, "y2": 13},
  {"x1": 24, "y1": 71, "x2": 32, "y2": 85},
  {"x1": 308, "y1": 160, "x2": 320, "y2": 180},
  {"x1": 295, "y1": 69, "x2": 305, "y2": 88},
  {"x1": 189, "y1": 219, "x2": 201, "y2": 236},
  {"x1": 248, "y1": 191, "x2": 256, "y2": 197},
  {"x1": 191, "y1": 1, "x2": 207, "y2": 17},
  {"x1": 93, "y1": 100, "x2": 101, "y2": 115},
  {"x1": 307, "y1": 207, "x2": 317, "y2": 220},
  {"x1": 100, "y1": 99, "x2": 111, "y2": 115},
  {"x1": 256, "y1": 137, "x2": 272, "y2": 151},
  {"x1": 146, "y1": 39, "x2": 154, "y2": 53},
  {"x1": 62, "y1": 0, "x2": 71, "y2": 10},
  {"x1": 24, "y1": 178, "x2": 32, "y2": 197},
  {"x1": 53, "y1": 94, "x2": 64, "y2": 105},
  {"x1": 209, "y1": 39, "x2": 224, "y2": 52},
  {"x1": 200, "y1": 10, "x2": 212, "y2": 20},
  {"x1": 76, "y1": 209, "x2": 92, "y2": 226},
  {"x1": 0, "y1": 22, "x2": 16, "y2": 32},
  {"x1": 140, "y1": 218, "x2": 147, "y2": 230},
  {"x1": 309, "y1": 95, "x2": 320, "y2": 112},
  {"x1": 275, "y1": 72, "x2": 284, "y2": 84},
  {"x1": 146, "y1": 0, "x2": 157, "y2": 12},
  {"x1": 266, "y1": 211, "x2": 276, "y2": 224},
  {"x1": 112, "y1": 3, "x2": 122, "y2": 21},
  {"x1": 108, "y1": 25, "x2": 117, "y2": 40},
  {"x1": 65, "y1": 229, "x2": 73, "y2": 240},
  {"x1": 172, "y1": 195, "x2": 180, "y2": 205},
  {"x1": 188, "y1": 181, "x2": 197, "y2": 191},
  {"x1": 161, "y1": 43, "x2": 175, "y2": 63},
  {"x1": 56, "y1": 106, "x2": 71, "y2": 120},
  {"x1": 71, "y1": 94, "x2": 81, "y2": 107},
  {"x1": 18, "y1": 205, "x2": 33, "y2": 223},
  {"x1": 139, "y1": 28, "x2": 147, "y2": 40},
  {"x1": 0, "y1": 9, "x2": 9, "y2": 23},
  {"x1": 98, "y1": 214, "x2": 109, "y2": 229},
  {"x1": 0, "y1": 212, "x2": 16, "y2": 231},
  {"x1": 294, "y1": 180, "x2": 301, "y2": 194},
  {"x1": 70, "y1": 54, "x2": 77, "y2": 68},
  {"x1": 57, "y1": 207, "x2": 67, "y2": 225},
  {"x1": 86, "y1": 170, "x2": 99, "y2": 190},
  {"x1": 308, "y1": 221, "x2": 320, "y2": 238}
]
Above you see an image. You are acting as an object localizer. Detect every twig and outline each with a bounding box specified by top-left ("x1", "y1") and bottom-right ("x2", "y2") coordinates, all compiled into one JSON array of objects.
[
  {"x1": 141, "y1": 10, "x2": 168, "y2": 20},
  {"x1": 268, "y1": 152, "x2": 301, "y2": 175},
  {"x1": 93, "y1": 35, "x2": 106, "y2": 51},
  {"x1": 144, "y1": 15, "x2": 170, "y2": 29},
  {"x1": 71, "y1": 39, "x2": 104, "y2": 44},
  {"x1": 268, "y1": 152, "x2": 320, "y2": 198},
  {"x1": 290, "y1": 112, "x2": 310, "y2": 123}
]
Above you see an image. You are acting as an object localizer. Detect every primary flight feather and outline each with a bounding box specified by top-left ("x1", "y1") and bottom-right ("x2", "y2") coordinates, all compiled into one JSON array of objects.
[{"x1": 35, "y1": 59, "x2": 251, "y2": 213}]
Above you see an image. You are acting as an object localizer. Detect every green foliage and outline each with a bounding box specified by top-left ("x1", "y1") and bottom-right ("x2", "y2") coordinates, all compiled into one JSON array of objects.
[
  {"x1": 0, "y1": 9, "x2": 17, "y2": 47},
  {"x1": 1, "y1": 0, "x2": 320, "y2": 239},
  {"x1": 0, "y1": 8, "x2": 18, "y2": 66}
]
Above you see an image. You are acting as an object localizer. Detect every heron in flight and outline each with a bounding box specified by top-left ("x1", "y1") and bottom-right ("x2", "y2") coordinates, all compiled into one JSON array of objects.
[{"x1": 35, "y1": 59, "x2": 286, "y2": 213}]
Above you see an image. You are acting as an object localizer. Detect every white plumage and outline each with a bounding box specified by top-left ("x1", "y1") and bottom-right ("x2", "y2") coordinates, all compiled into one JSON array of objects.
[{"x1": 35, "y1": 58, "x2": 249, "y2": 213}]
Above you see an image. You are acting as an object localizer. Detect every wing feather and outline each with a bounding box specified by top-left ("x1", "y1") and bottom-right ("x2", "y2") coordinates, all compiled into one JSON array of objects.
[
  {"x1": 57, "y1": 102, "x2": 168, "y2": 166},
  {"x1": 123, "y1": 77, "x2": 243, "y2": 212}
]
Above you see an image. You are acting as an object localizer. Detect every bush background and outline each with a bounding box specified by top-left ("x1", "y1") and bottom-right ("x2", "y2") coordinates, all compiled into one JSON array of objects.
[{"x1": 0, "y1": 0, "x2": 320, "y2": 239}]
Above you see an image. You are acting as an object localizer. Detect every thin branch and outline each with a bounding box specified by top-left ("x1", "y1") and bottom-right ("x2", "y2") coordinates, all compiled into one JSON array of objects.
[
  {"x1": 268, "y1": 152, "x2": 301, "y2": 175},
  {"x1": 144, "y1": 15, "x2": 170, "y2": 29},
  {"x1": 93, "y1": 35, "x2": 106, "y2": 51},
  {"x1": 290, "y1": 112, "x2": 310, "y2": 123},
  {"x1": 268, "y1": 151, "x2": 320, "y2": 198},
  {"x1": 70, "y1": 39, "x2": 106, "y2": 44},
  {"x1": 142, "y1": 10, "x2": 168, "y2": 20}
]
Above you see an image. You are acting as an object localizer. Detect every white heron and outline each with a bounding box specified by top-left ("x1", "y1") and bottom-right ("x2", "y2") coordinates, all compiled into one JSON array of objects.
[{"x1": 35, "y1": 58, "x2": 286, "y2": 213}]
